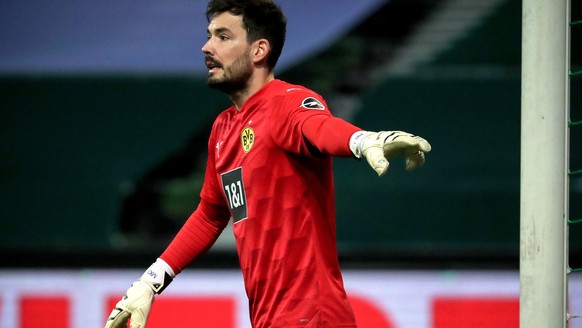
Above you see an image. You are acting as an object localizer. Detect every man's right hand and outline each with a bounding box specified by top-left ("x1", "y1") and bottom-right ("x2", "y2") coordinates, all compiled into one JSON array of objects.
[
  {"x1": 105, "y1": 281, "x2": 154, "y2": 328},
  {"x1": 105, "y1": 259, "x2": 174, "y2": 328}
]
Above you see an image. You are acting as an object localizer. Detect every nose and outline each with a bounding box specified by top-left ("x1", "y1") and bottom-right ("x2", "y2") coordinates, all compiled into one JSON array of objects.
[{"x1": 202, "y1": 39, "x2": 213, "y2": 55}]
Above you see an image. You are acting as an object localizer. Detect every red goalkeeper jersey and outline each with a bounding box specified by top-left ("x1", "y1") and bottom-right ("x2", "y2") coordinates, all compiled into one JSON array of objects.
[{"x1": 188, "y1": 80, "x2": 358, "y2": 327}]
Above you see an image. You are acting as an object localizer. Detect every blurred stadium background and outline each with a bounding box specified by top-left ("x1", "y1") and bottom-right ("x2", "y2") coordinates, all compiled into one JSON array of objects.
[{"x1": 1, "y1": 0, "x2": 582, "y2": 326}]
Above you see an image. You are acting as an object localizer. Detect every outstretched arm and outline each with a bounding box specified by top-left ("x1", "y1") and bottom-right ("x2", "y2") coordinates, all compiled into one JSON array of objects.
[
  {"x1": 301, "y1": 115, "x2": 431, "y2": 176},
  {"x1": 301, "y1": 114, "x2": 360, "y2": 157}
]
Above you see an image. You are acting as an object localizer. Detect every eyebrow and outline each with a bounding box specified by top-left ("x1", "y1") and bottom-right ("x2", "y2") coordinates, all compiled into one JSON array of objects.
[{"x1": 208, "y1": 27, "x2": 232, "y2": 35}]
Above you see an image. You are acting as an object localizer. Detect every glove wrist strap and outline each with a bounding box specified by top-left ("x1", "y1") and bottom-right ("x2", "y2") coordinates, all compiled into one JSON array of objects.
[
  {"x1": 349, "y1": 131, "x2": 368, "y2": 158},
  {"x1": 140, "y1": 259, "x2": 174, "y2": 294}
]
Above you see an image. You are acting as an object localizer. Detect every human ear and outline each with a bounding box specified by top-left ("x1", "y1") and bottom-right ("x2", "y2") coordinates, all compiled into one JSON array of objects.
[{"x1": 252, "y1": 39, "x2": 270, "y2": 64}]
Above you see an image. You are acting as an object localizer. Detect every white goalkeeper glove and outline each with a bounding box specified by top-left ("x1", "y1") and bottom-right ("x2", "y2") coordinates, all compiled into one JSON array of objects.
[
  {"x1": 105, "y1": 259, "x2": 175, "y2": 328},
  {"x1": 350, "y1": 130, "x2": 431, "y2": 176}
]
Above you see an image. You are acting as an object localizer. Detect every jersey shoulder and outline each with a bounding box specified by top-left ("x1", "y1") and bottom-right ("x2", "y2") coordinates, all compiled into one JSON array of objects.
[{"x1": 269, "y1": 80, "x2": 328, "y2": 112}]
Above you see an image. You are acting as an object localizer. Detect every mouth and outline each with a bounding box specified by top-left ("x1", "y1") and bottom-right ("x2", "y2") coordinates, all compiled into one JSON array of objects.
[{"x1": 205, "y1": 58, "x2": 222, "y2": 74}]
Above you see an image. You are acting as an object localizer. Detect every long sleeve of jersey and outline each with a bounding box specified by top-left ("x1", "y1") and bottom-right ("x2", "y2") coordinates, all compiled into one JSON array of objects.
[
  {"x1": 301, "y1": 114, "x2": 361, "y2": 157},
  {"x1": 159, "y1": 199, "x2": 230, "y2": 274}
]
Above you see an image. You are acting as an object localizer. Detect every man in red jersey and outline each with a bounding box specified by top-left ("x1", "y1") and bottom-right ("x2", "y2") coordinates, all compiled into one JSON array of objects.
[{"x1": 105, "y1": 0, "x2": 431, "y2": 327}]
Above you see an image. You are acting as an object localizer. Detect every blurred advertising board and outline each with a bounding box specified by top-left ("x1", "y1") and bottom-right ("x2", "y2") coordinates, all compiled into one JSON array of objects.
[{"x1": 1, "y1": 269, "x2": 582, "y2": 328}]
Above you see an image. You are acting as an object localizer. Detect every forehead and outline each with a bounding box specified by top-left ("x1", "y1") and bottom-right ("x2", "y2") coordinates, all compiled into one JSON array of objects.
[{"x1": 207, "y1": 12, "x2": 246, "y2": 34}]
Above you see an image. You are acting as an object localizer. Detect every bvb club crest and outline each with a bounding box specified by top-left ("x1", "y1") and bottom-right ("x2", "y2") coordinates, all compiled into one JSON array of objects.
[{"x1": 241, "y1": 126, "x2": 255, "y2": 153}]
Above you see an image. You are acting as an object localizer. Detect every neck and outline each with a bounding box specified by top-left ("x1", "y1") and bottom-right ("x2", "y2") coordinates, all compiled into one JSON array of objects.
[{"x1": 230, "y1": 72, "x2": 275, "y2": 110}]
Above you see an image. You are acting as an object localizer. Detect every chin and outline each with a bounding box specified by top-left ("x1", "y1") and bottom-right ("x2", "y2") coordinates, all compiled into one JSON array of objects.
[
  {"x1": 207, "y1": 80, "x2": 235, "y2": 94},
  {"x1": 207, "y1": 78, "x2": 224, "y2": 88}
]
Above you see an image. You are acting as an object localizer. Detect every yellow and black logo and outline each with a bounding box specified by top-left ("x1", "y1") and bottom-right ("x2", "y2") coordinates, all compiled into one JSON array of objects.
[{"x1": 241, "y1": 127, "x2": 255, "y2": 153}]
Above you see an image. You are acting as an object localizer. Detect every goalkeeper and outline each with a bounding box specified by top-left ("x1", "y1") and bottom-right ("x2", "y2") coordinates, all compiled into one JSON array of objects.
[{"x1": 105, "y1": 0, "x2": 431, "y2": 327}]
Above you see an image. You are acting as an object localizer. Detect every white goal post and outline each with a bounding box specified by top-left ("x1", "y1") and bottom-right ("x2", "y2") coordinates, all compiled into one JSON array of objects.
[{"x1": 520, "y1": 0, "x2": 570, "y2": 327}]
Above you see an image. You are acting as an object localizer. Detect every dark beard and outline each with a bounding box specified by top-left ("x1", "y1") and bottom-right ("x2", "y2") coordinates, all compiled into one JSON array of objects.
[
  {"x1": 207, "y1": 73, "x2": 250, "y2": 94},
  {"x1": 206, "y1": 51, "x2": 252, "y2": 95}
]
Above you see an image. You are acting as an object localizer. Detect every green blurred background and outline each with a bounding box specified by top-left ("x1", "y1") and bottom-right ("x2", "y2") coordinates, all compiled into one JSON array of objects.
[{"x1": 1, "y1": 0, "x2": 581, "y2": 268}]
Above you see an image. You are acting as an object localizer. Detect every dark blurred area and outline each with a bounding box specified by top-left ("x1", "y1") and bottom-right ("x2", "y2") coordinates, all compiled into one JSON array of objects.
[{"x1": 1, "y1": 0, "x2": 581, "y2": 270}]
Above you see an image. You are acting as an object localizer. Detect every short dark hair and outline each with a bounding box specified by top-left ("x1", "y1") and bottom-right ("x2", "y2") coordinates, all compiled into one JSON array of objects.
[{"x1": 206, "y1": 0, "x2": 287, "y2": 70}]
